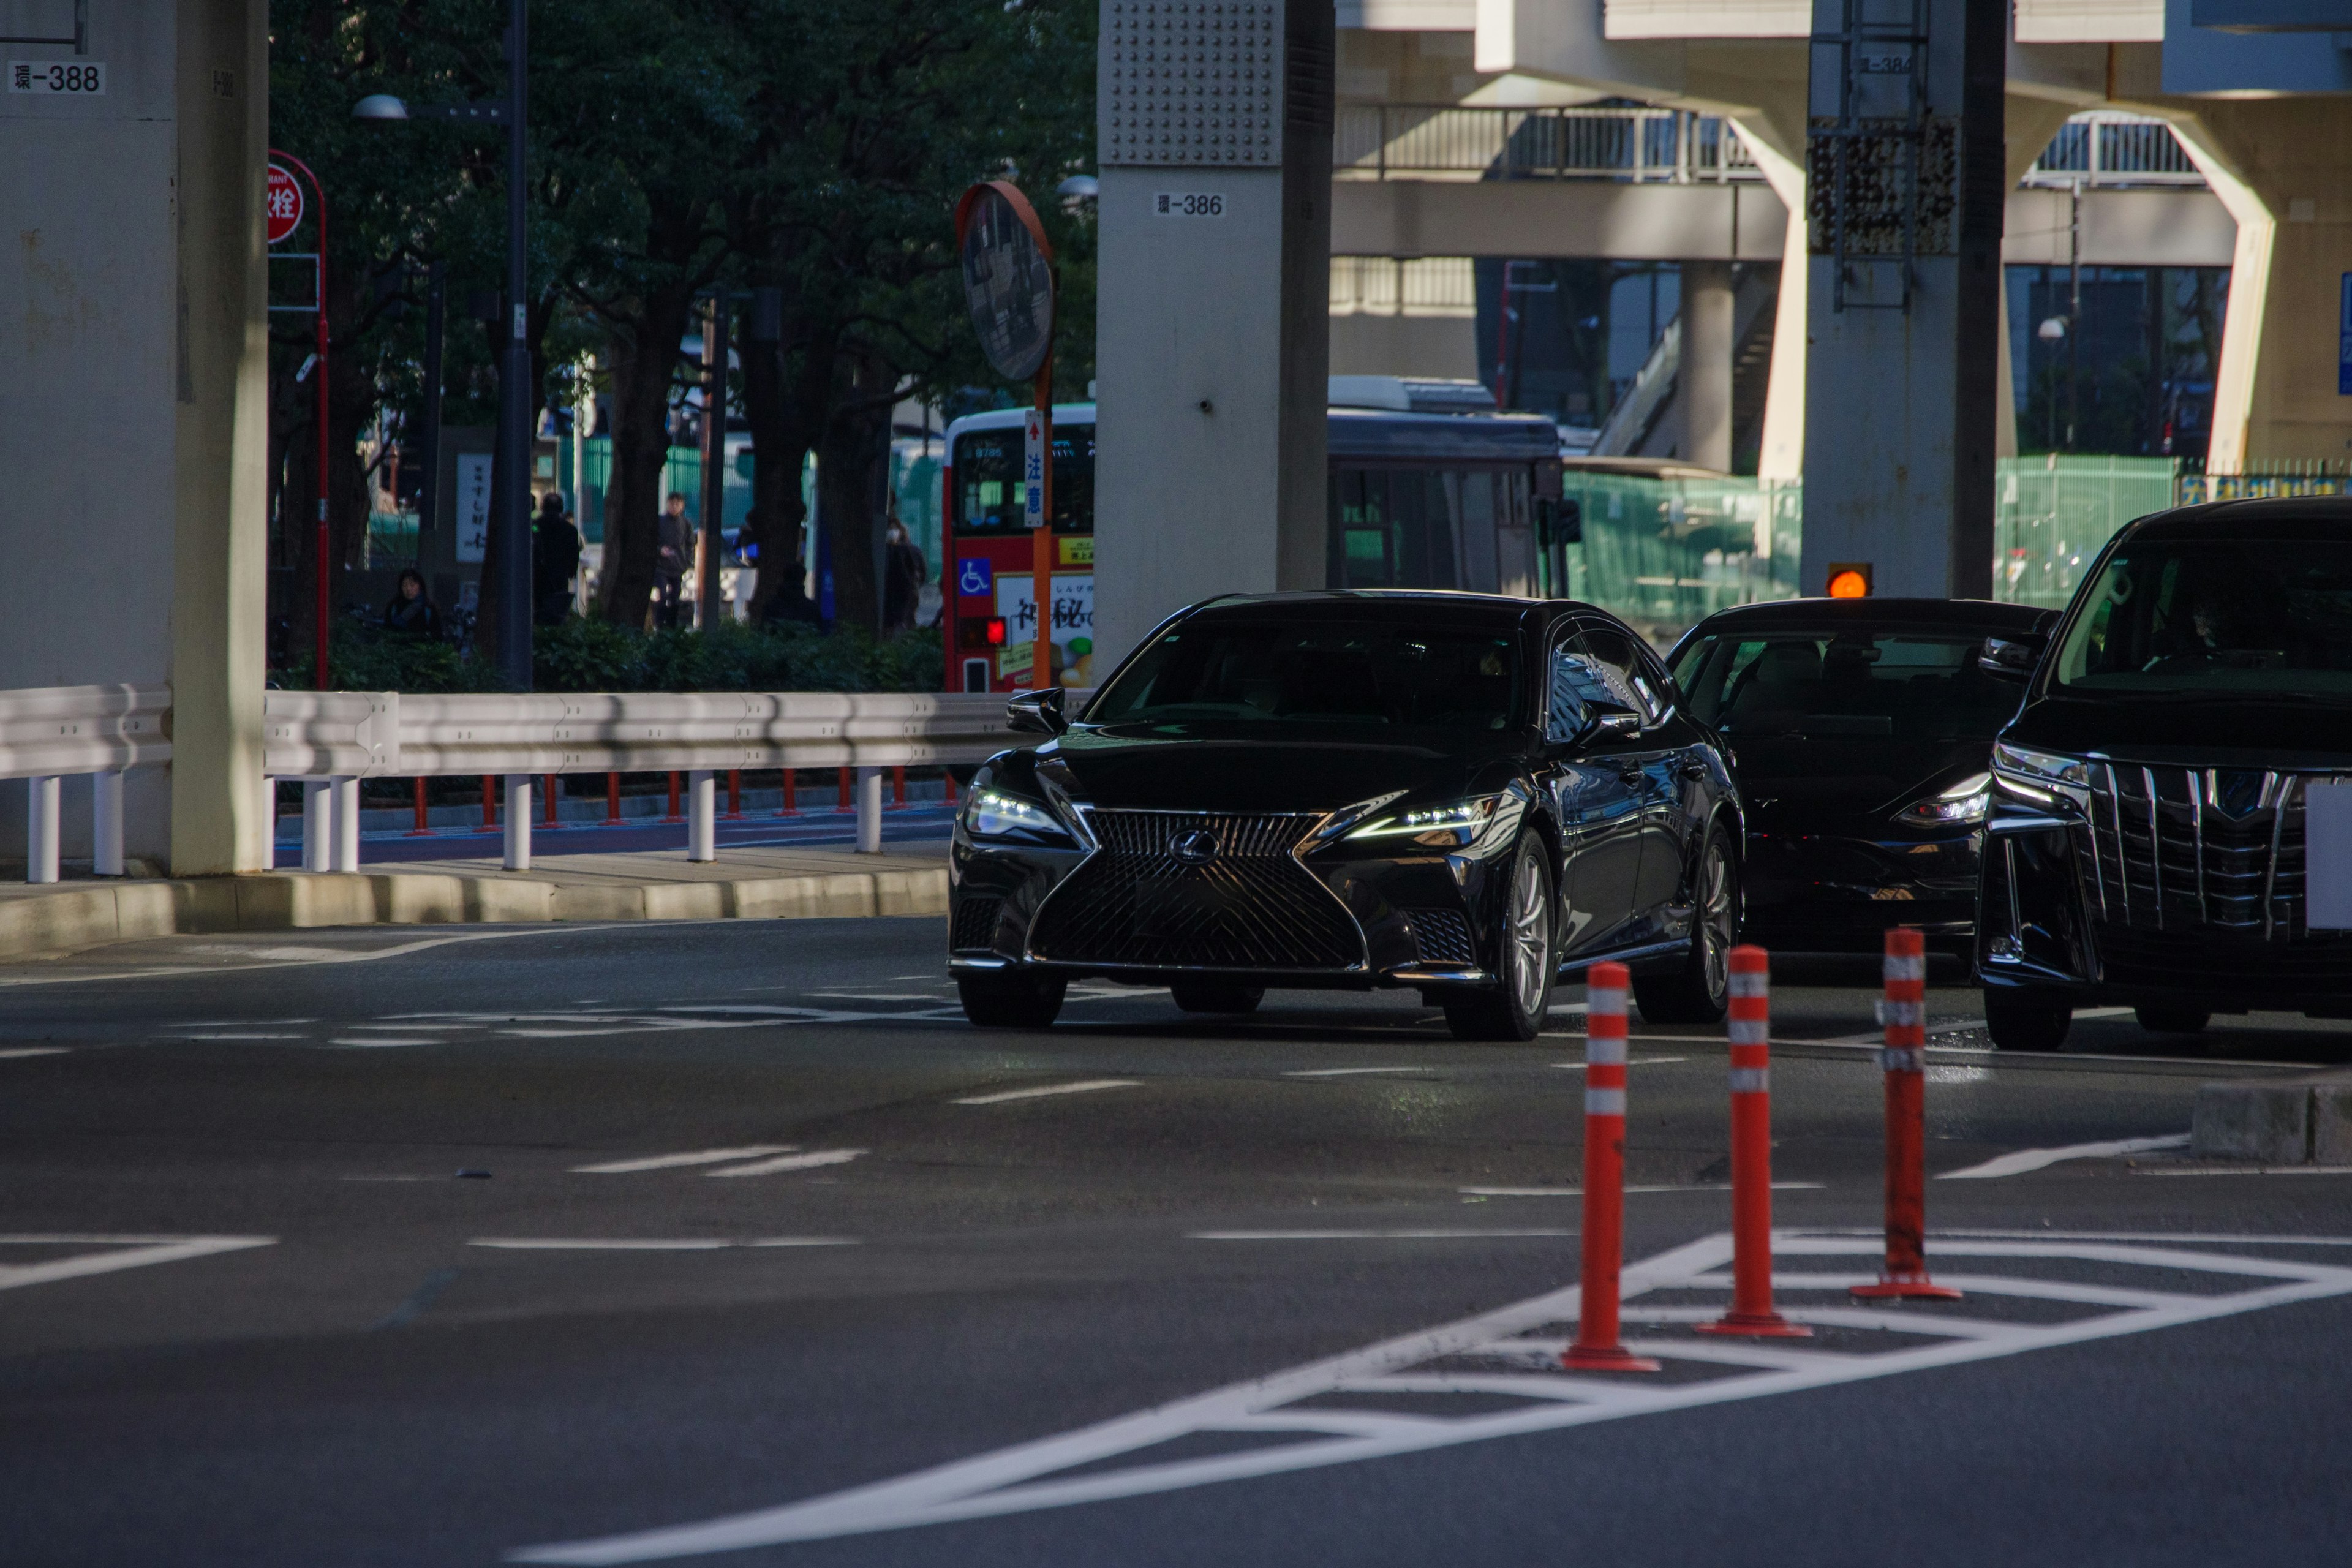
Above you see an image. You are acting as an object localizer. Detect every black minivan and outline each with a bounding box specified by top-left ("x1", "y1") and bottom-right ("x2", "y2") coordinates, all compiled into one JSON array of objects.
[{"x1": 1977, "y1": 497, "x2": 2352, "y2": 1049}]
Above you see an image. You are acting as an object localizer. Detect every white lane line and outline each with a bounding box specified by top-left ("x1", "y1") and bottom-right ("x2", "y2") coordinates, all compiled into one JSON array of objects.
[
  {"x1": 1461, "y1": 1182, "x2": 1825, "y2": 1197},
  {"x1": 1939, "y1": 1133, "x2": 2190, "y2": 1180},
  {"x1": 1552, "y1": 1057, "x2": 1689, "y2": 1069},
  {"x1": 1190, "y1": 1229, "x2": 1579, "y2": 1240},
  {"x1": 706, "y1": 1149, "x2": 865, "y2": 1178},
  {"x1": 2133, "y1": 1165, "x2": 2352, "y2": 1178},
  {"x1": 178, "y1": 1032, "x2": 306, "y2": 1041},
  {"x1": 332, "y1": 1037, "x2": 446, "y2": 1048},
  {"x1": 952, "y1": 1079, "x2": 1141, "y2": 1106},
  {"x1": 510, "y1": 1232, "x2": 2352, "y2": 1564},
  {"x1": 0, "y1": 923, "x2": 656, "y2": 990},
  {"x1": 469, "y1": 1237, "x2": 856, "y2": 1252},
  {"x1": 0, "y1": 1046, "x2": 69, "y2": 1059},
  {"x1": 804, "y1": 992, "x2": 951, "y2": 1002},
  {"x1": 1281, "y1": 1066, "x2": 1437, "y2": 1078},
  {"x1": 1546, "y1": 1001, "x2": 1589, "y2": 1015},
  {"x1": 573, "y1": 1145, "x2": 797, "y2": 1175},
  {"x1": 0, "y1": 1234, "x2": 276, "y2": 1291}
]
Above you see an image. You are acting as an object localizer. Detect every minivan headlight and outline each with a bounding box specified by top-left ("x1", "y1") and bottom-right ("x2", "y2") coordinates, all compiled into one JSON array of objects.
[{"x1": 1896, "y1": 772, "x2": 1991, "y2": 827}]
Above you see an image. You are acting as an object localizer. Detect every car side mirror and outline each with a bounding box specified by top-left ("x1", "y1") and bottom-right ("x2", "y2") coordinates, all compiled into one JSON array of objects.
[
  {"x1": 1979, "y1": 635, "x2": 2045, "y2": 679},
  {"x1": 1583, "y1": 699, "x2": 1640, "y2": 739},
  {"x1": 1006, "y1": 687, "x2": 1068, "y2": 736}
]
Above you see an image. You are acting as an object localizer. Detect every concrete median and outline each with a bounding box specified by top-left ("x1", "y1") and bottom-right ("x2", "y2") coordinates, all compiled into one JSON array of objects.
[{"x1": 2191, "y1": 1074, "x2": 2352, "y2": 1164}]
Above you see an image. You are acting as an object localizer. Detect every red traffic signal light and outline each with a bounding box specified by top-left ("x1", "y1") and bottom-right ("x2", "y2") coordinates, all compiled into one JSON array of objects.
[
  {"x1": 1826, "y1": 563, "x2": 1873, "y2": 599},
  {"x1": 984, "y1": 618, "x2": 1008, "y2": 646}
]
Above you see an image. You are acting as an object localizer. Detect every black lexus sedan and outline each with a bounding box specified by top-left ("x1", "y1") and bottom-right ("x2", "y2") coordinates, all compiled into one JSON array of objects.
[
  {"x1": 947, "y1": 592, "x2": 1743, "y2": 1040},
  {"x1": 1668, "y1": 598, "x2": 2056, "y2": 957},
  {"x1": 1978, "y1": 498, "x2": 2352, "y2": 1050}
]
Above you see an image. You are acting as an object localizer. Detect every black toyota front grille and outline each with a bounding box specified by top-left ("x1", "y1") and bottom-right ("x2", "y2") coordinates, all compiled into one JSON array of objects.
[
  {"x1": 1026, "y1": 811, "x2": 1365, "y2": 971},
  {"x1": 1404, "y1": 907, "x2": 1475, "y2": 966},
  {"x1": 950, "y1": 896, "x2": 1003, "y2": 953},
  {"x1": 2079, "y1": 764, "x2": 2309, "y2": 938}
]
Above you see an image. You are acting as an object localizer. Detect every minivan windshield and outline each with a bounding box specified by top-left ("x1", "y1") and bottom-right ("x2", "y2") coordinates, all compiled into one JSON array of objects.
[
  {"x1": 1674, "y1": 630, "x2": 2022, "y2": 741},
  {"x1": 1085, "y1": 618, "x2": 1521, "y2": 739},
  {"x1": 2052, "y1": 538, "x2": 2352, "y2": 698}
]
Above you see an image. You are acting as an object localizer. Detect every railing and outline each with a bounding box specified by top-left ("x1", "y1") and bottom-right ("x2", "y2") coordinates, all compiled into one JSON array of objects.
[
  {"x1": 1335, "y1": 104, "x2": 1762, "y2": 183},
  {"x1": 2024, "y1": 113, "x2": 2204, "y2": 189},
  {"x1": 4, "y1": 687, "x2": 1027, "y2": 884}
]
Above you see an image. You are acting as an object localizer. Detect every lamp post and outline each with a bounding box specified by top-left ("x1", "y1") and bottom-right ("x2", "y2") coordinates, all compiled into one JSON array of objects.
[
  {"x1": 265, "y1": 151, "x2": 331, "y2": 688},
  {"x1": 355, "y1": 0, "x2": 532, "y2": 690}
]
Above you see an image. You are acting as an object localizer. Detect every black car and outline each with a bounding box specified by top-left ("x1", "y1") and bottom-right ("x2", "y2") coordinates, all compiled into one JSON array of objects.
[
  {"x1": 947, "y1": 592, "x2": 1743, "y2": 1039},
  {"x1": 1668, "y1": 598, "x2": 2056, "y2": 956},
  {"x1": 1978, "y1": 498, "x2": 2352, "y2": 1050}
]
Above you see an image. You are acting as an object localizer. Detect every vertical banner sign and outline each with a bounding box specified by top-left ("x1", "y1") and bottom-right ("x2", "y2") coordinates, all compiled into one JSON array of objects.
[
  {"x1": 1022, "y1": 409, "x2": 1047, "y2": 530},
  {"x1": 455, "y1": 453, "x2": 493, "y2": 564},
  {"x1": 266, "y1": 165, "x2": 303, "y2": 245},
  {"x1": 2340, "y1": 274, "x2": 2351, "y2": 397}
]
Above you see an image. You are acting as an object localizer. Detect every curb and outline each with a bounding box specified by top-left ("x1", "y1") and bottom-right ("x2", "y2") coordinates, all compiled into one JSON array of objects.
[
  {"x1": 2191, "y1": 1075, "x2": 2352, "y2": 1165},
  {"x1": 0, "y1": 864, "x2": 948, "y2": 962}
]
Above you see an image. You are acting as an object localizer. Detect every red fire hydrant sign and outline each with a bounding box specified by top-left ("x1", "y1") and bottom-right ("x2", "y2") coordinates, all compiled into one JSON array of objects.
[{"x1": 266, "y1": 165, "x2": 303, "y2": 245}]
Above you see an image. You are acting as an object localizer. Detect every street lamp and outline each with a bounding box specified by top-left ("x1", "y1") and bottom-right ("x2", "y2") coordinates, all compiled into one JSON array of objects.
[{"x1": 353, "y1": 0, "x2": 533, "y2": 690}]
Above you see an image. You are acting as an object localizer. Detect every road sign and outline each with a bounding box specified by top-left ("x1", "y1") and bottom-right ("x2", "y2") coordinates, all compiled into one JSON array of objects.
[
  {"x1": 1022, "y1": 409, "x2": 1047, "y2": 530},
  {"x1": 954, "y1": 183, "x2": 1055, "y2": 382},
  {"x1": 956, "y1": 557, "x2": 993, "y2": 597},
  {"x1": 266, "y1": 165, "x2": 303, "y2": 245}
]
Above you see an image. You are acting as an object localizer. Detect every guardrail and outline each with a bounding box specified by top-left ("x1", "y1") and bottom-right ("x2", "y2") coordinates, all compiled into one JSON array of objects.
[
  {"x1": 5, "y1": 686, "x2": 1027, "y2": 883},
  {"x1": 1335, "y1": 104, "x2": 1760, "y2": 184},
  {"x1": 2022, "y1": 113, "x2": 2204, "y2": 189}
]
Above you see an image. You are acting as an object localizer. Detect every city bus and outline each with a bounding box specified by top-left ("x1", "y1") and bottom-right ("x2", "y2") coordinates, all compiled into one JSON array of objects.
[{"x1": 941, "y1": 396, "x2": 1566, "y2": 693}]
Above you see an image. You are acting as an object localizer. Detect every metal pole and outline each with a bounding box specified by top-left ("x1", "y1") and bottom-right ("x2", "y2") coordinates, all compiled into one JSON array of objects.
[
  {"x1": 495, "y1": 0, "x2": 534, "y2": 689},
  {"x1": 697, "y1": 294, "x2": 729, "y2": 628},
  {"x1": 418, "y1": 262, "x2": 445, "y2": 559},
  {"x1": 269, "y1": 153, "x2": 332, "y2": 689},
  {"x1": 1031, "y1": 363, "x2": 1055, "y2": 693},
  {"x1": 2067, "y1": 179, "x2": 2082, "y2": 452}
]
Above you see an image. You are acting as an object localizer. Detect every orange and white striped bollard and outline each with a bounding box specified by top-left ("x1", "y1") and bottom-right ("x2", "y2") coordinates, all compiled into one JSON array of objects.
[
  {"x1": 1563, "y1": 960, "x2": 1662, "y2": 1373},
  {"x1": 1699, "y1": 944, "x2": 1809, "y2": 1338},
  {"x1": 1850, "y1": 927, "x2": 1962, "y2": 1301}
]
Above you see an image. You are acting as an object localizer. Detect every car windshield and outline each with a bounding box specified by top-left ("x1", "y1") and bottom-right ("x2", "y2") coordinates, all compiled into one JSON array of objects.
[
  {"x1": 2052, "y1": 538, "x2": 2352, "y2": 698},
  {"x1": 1674, "y1": 630, "x2": 2022, "y2": 741},
  {"x1": 1085, "y1": 618, "x2": 1521, "y2": 738}
]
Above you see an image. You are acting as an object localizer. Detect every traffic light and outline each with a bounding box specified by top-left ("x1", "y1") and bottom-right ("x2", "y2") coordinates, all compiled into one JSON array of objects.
[
  {"x1": 985, "y1": 618, "x2": 1008, "y2": 646},
  {"x1": 1826, "y1": 563, "x2": 1873, "y2": 598}
]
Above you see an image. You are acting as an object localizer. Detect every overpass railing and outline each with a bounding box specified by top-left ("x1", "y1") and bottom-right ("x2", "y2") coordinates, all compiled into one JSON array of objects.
[
  {"x1": 2022, "y1": 113, "x2": 2204, "y2": 189},
  {"x1": 3, "y1": 688, "x2": 1026, "y2": 884},
  {"x1": 1336, "y1": 104, "x2": 1762, "y2": 183}
]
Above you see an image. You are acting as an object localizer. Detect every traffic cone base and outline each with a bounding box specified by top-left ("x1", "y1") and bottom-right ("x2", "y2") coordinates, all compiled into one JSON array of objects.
[
  {"x1": 1849, "y1": 1277, "x2": 1964, "y2": 1301},
  {"x1": 1695, "y1": 1311, "x2": 1814, "y2": 1338},
  {"x1": 1562, "y1": 1344, "x2": 1664, "y2": 1373}
]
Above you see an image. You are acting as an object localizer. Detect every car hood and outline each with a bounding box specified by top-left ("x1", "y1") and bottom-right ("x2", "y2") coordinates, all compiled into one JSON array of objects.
[
  {"x1": 2008, "y1": 695, "x2": 2352, "y2": 769},
  {"x1": 1042, "y1": 724, "x2": 1508, "y2": 813},
  {"x1": 1724, "y1": 733, "x2": 1985, "y2": 829}
]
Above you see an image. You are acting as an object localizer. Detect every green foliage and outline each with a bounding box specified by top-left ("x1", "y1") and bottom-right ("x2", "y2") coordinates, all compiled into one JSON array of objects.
[{"x1": 295, "y1": 615, "x2": 943, "y2": 694}]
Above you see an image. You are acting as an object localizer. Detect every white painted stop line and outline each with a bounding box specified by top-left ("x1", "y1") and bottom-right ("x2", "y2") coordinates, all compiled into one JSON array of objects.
[{"x1": 510, "y1": 1231, "x2": 2352, "y2": 1563}]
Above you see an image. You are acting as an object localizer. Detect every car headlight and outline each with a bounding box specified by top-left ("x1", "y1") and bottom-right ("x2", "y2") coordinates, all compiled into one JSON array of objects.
[
  {"x1": 1991, "y1": 743, "x2": 2090, "y2": 807},
  {"x1": 961, "y1": 786, "x2": 1068, "y2": 842},
  {"x1": 1896, "y1": 772, "x2": 1991, "y2": 827},
  {"x1": 1346, "y1": 795, "x2": 1503, "y2": 849}
]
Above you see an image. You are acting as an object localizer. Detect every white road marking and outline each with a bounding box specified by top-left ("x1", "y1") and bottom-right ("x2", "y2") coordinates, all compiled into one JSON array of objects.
[
  {"x1": 2133, "y1": 1164, "x2": 2352, "y2": 1178},
  {"x1": 705, "y1": 1149, "x2": 865, "y2": 1178},
  {"x1": 1189, "y1": 1229, "x2": 1580, "y2": 1240},
  {"x1": 573, "y1": 1146, "x2": 798, "y2": 1175},
  {"x1": 1281, "y1": 1066, "x2": 1437, "y2": 1078},
  {"x1": 510, "y1": 1232, "x2": 2352, "y2": 1563},
  {"x1": 0, "y1": 1234, "x2": 276, "y2": 1292},
  {"x1": 1939, "y1": 1133, "x2": 2190, "y2": 1180},
  {"x1": 1461, "y1": 1182, "x2": 1825, "y2": 1197},
  {"x1": 0, "y1": 924, "x2": 647, "y2": 990},
  {"x1": 0, "y1": 1046, "x2": 69, "y2": 1059},
  {"x1": 332, "y1": 1037, "x2": 446, "y2": 1048},
  {"x1": 1551, "y1": 1057, "x2": 1689, "y2": 1069},
  {"x1": 178, "y1": 1032, "x2": 305, "y2": 1041},
  {"x1": 469, "y1": 1237, "x2": 855, "y2": 1252},
  {"x1": 1545, "y1": 1001, "x2": 1589, "y2": 1015},
  {"x1": 804, "y1": 992, "x2": 951, "y2": 1002},
  {"x1": 952, "y1": 1079, "x2": 1142, "y2": 1106}
]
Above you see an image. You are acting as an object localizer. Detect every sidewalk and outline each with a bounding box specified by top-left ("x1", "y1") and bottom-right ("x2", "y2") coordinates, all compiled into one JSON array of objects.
[{"x1": 0, "y1": 843, "x2": 948, "y2": 962}]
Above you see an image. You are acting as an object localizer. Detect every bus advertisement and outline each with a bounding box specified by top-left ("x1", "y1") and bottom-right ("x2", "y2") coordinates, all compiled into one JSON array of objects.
[{"x1": 940, "y1": 397, "x2": 1564, "y2": 694}]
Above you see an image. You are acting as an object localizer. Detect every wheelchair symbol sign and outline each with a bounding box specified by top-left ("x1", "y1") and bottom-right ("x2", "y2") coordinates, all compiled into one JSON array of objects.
[{"x1": 957, "y1": 557, "x2": 993, "y2": 597}]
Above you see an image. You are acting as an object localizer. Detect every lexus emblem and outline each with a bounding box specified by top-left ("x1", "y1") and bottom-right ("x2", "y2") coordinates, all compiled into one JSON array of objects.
[{"x1": 1169, "y1": 828, "x2": 1220, "y2": 865}]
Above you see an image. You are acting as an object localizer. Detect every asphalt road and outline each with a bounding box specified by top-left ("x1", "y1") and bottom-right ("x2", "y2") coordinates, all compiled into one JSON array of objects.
[{"x1": 4, "y1": 918, "x2": 2349, "y2": 1566}]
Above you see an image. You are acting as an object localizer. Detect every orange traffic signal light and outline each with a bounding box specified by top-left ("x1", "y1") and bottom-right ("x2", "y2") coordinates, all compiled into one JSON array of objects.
[{"x1": 1826, "y1": 564, "x2": 1873, "y2": 599}]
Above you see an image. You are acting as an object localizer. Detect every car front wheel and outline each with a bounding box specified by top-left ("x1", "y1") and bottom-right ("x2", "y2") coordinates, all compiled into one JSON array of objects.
[
  {"x1": 1445, "y1": 835, "x2": 1555, "y2": 1042},
  {"x1": 1633, "y1": 821, "x2": 1736, "y2": 1026}
]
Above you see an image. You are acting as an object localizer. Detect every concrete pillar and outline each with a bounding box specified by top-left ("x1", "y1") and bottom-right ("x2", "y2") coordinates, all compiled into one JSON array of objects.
[
  {"x1": 0, "y1": 4, "x2": 270, "y2": 873},
  {"x1": 1801, "y1": 0, "x2": 2005, "y2": 600},
  {"x1": 1733, "y1": 124, "x2": 1810, "y2": 484},
  {"x1": 1680, "y1": 261, "x2": 1735, "y2": 473},
  {"x1": 1093, "y1": 0, "x2": 1335, "y2": 670}
]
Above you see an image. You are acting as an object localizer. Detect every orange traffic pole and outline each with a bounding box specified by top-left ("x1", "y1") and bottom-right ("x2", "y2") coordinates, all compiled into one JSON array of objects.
[
  {"x1": 1851, "y1": 927, "x2": 1962, "y2": 1301},
  {"x1": 1700, "y1": 946, "x2": 1810, "y2": 1338},
  {"x1": 1563, "y1": 961, "x2": 1662, "y2": 1373}
]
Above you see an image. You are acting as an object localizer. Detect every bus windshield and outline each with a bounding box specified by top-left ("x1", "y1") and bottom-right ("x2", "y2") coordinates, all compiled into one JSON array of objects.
[
  {"x1": 1085, "y1": 618, "x2": 1523, "y2": 739},
  {"x1": 2052, "y1": 538, "x2": 2352, "y2": 699},
  {"x1": 953, "y1": 426, "x2": 1095, "y2": 537}
]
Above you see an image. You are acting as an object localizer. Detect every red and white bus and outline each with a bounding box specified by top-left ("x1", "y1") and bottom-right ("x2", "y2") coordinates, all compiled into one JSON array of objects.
[{"x1": 940, "y1": 395, "x2": 1564, "y2": 693}]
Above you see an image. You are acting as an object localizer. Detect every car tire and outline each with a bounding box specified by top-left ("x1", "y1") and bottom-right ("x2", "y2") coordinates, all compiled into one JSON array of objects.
[
  {"x1": 957, "y1": 970, "x2": 1068, "y2": 1028},
  {"x1": 1985, "y1": 986, "x2": 2072, "y2": 1051},
  {"x1": 1444, "y1": 835, "x2": 1556, "y2": 1042},
  {"x1": 1170, "y1": 978, "x2": 1265, "y2": 1015},
  {"x1": 2135, "y1": 1005, "x2": 2211, "y2": 1035},
  {"x1": 1632, "y1": 821, "x2": 1736, "y2": 1027}
]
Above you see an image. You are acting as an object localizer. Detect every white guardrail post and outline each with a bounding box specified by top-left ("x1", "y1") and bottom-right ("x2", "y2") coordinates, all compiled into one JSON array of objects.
[
  {"x1": 686, "y1": 770, "x2": 715, "y2": 862},
  {"x1": 0, "y1": 685, "x2": 172, "y2": 884},
  {"x1": 26, "y1": 776, "x2": 60, "y2": 883},
  {"x1": 504, "y1": 774, "x2": 532, "y2": 871},
  {"x1": 332, "y1": 777, "x2": 361, "y2": 873},
  {"x1": 856, "y1": 765, "x2": 883, "y2": 854},
  {"x1": 91, "y1": 771, "x2": 125, "y2": 876}
]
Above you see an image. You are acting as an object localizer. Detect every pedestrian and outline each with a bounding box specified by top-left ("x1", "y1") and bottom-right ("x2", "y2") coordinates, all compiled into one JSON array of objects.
[
  {"x1": 882, "y1": 507, "x2": 929, "y2": 635},
  {"x1": 655, "y1": 491, "x2": 691, "y2": 629},
  {"x1": 383, "y1": 568, "x2": 442, "y2": 639},
  {"x1": 532, "y1": 491, "x2": 583, "y2": 627},
  {"x1": 760, "y1": 523, "x2": 824, "y2": 628}
]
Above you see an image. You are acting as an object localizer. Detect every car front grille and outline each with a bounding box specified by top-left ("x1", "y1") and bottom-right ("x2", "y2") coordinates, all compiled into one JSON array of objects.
[
  {"x1": 1403, "y1": 907, "x2": 1476, "y2": 966},
  {"x1": 950, "y1": 896, "x2": 1003, "y2": 953},
  {"x1": 1026, "y1": 810, "x2": 1365, "y2": 971},
  {"x1": 2077, "y1": 764, "x2": 2352, "y2": 986}
]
